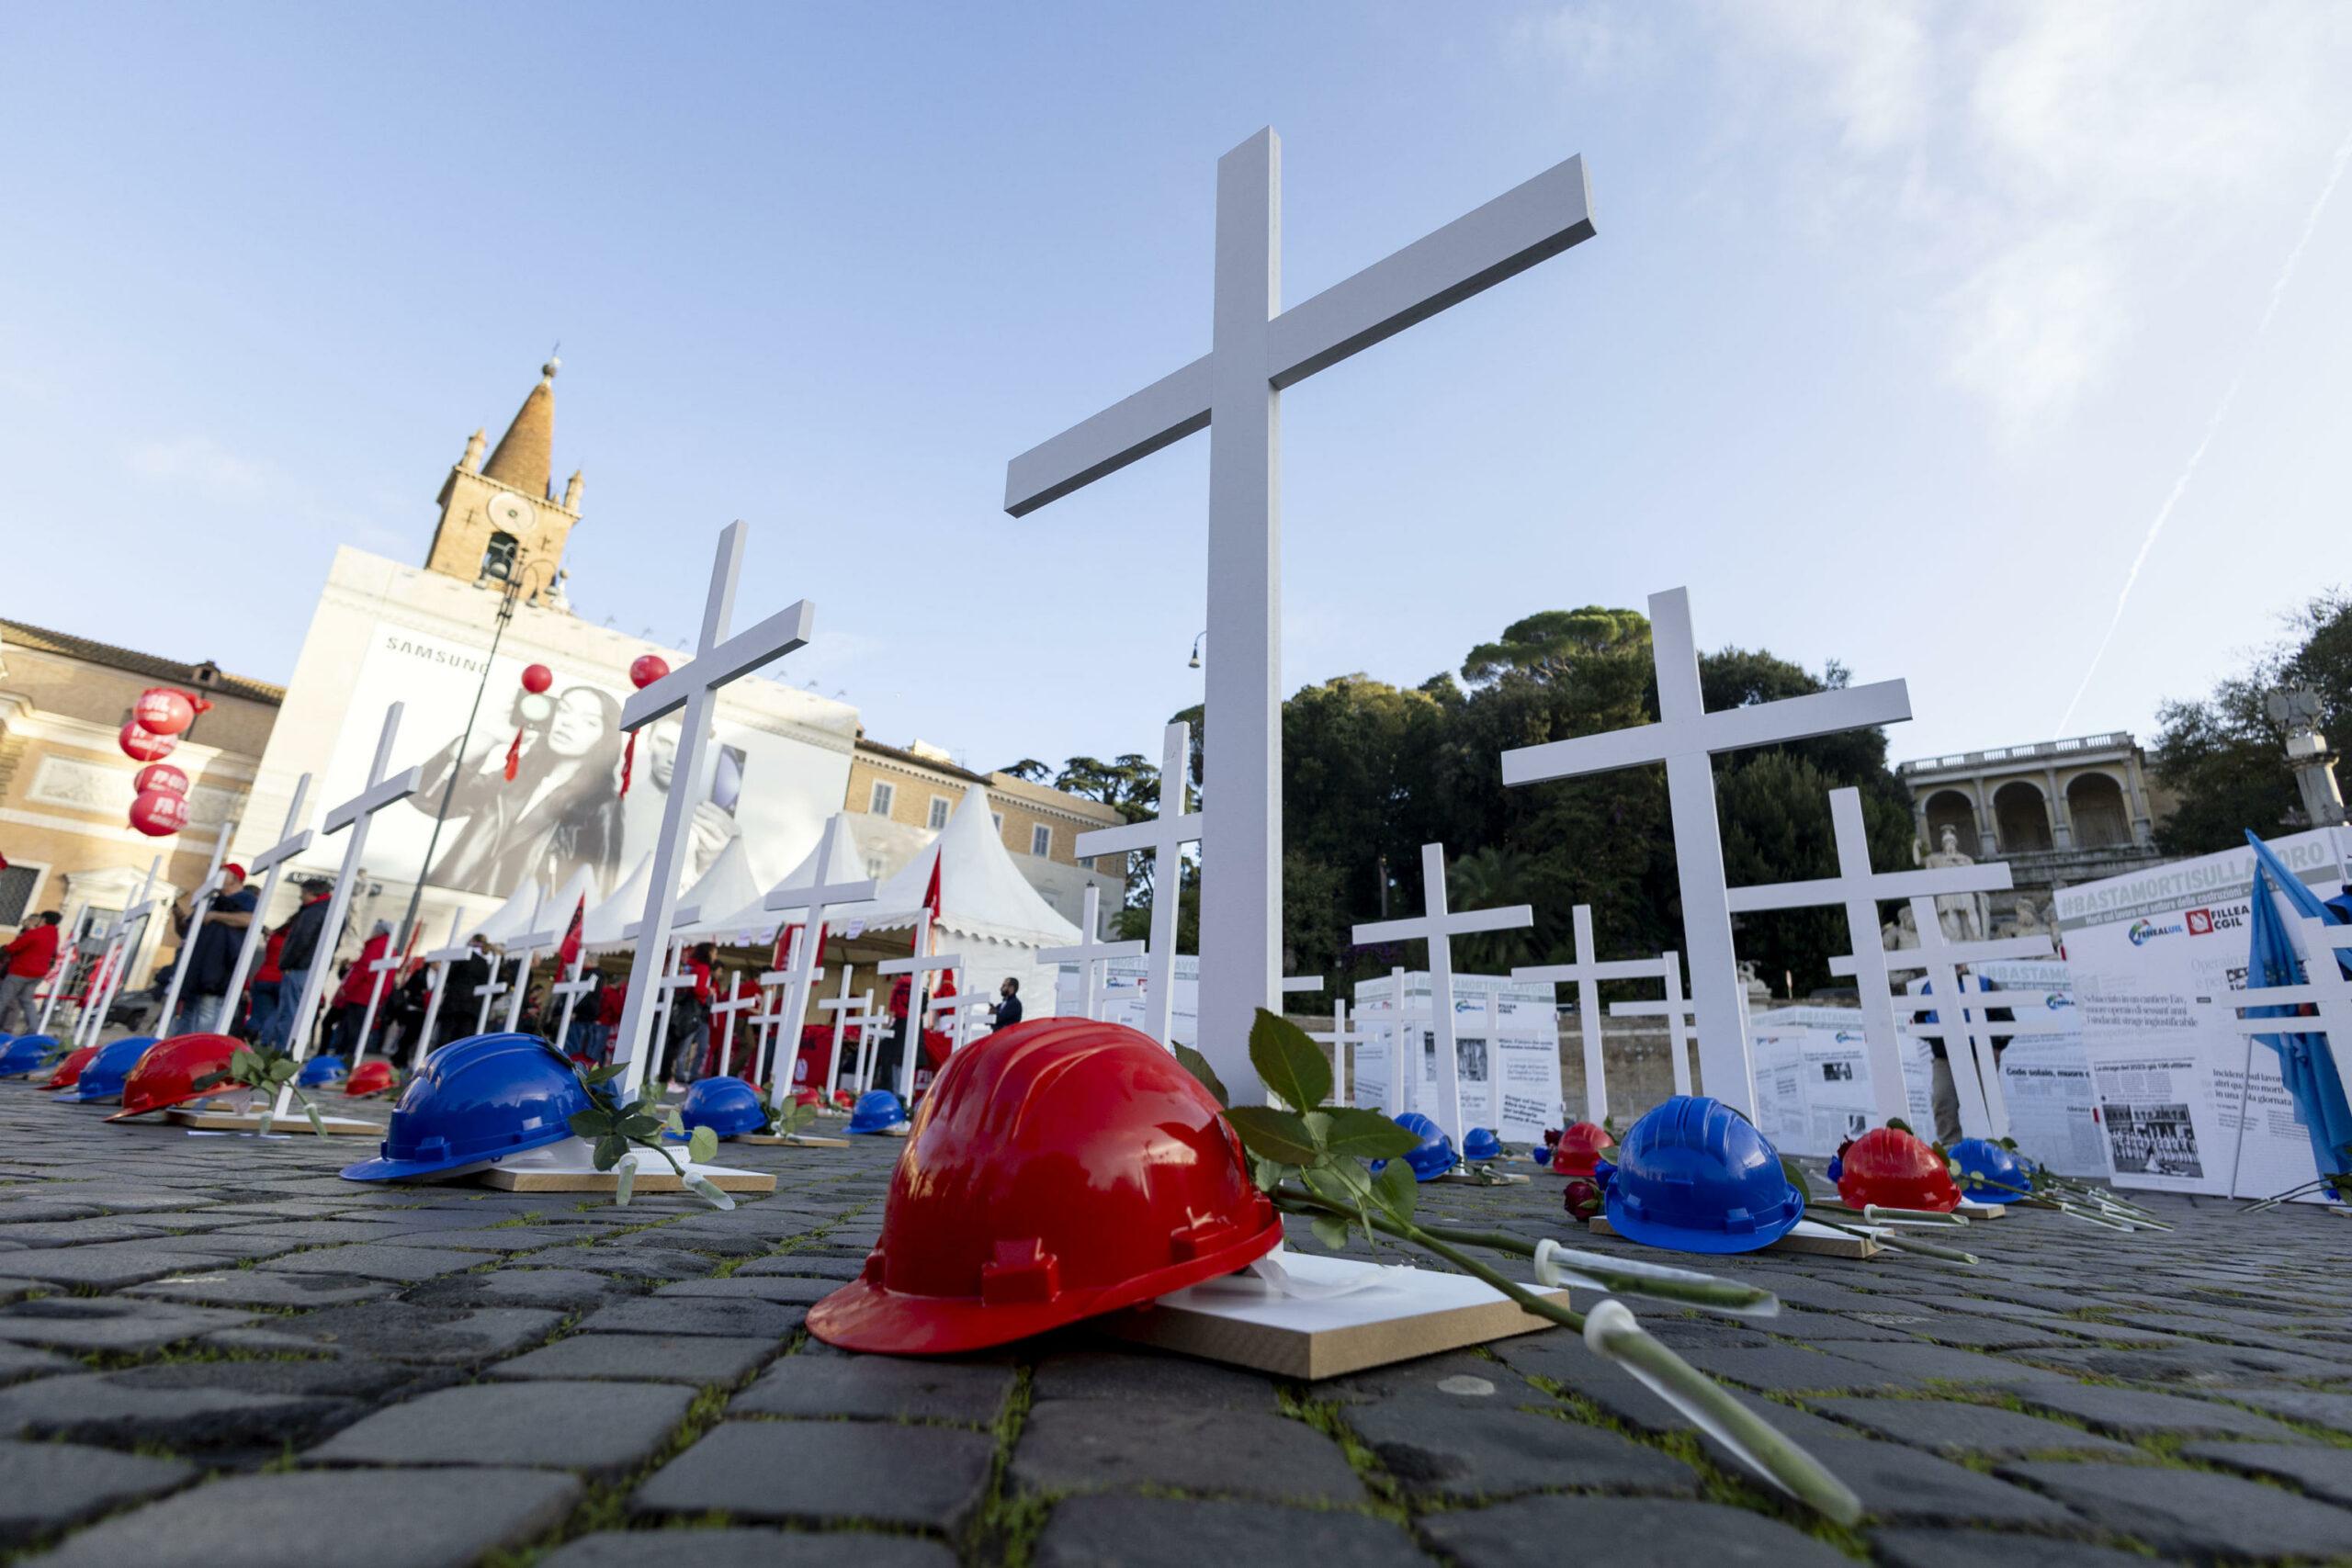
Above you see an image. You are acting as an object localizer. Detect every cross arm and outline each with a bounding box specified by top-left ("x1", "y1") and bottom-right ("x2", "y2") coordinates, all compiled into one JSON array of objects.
[
  {"x1": 1828, "y1": 932, "x2": 2055, "y2": 976},
  {"x1": 622, "y1": 601, "x2": 817, "y2": 729},
  {"x1": 1502, "y1": 681, "x2": 1910, "y2": 785},
  {"x1": 1608, "y1": 998, "x2": 1697, "y2": 1018},
  {"x1": 1513, "y1": 958, "x2": 1668, "y2": 985},
  {"x1": 1004, "y1": 356, "x2": 1213, "y2": 517},
  {"x1": 1075, "y1": 814, "x2": 1208, "y2": 860},
  {"x1": 324, "y1": 768, "x2": 424, "y2": 831},
  {"x1": 1352, "y1": 905, "x2": 1534, "y2": 944},
  {"x1": 1727, "y1": 862, "x2": 2015, "y2": 914},
  {"x1": 1037, "y1": 939, "x2": 1145, "y2": 965}
]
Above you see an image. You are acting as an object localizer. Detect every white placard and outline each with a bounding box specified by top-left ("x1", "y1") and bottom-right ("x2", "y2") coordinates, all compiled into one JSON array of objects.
[{"x1": 1346, "y1": 974, "x2": 1563, "y2": 1146}]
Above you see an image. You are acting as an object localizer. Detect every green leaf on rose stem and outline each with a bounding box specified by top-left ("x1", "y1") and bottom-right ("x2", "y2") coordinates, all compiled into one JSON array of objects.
[
  {"x1": 665, "y1": 1105, "x2": 685, "y2": 1137},
  {"x1": 1248, "y1": 1009, "x2": 1331, "y2": 1111},
  {"x1": 1322, "y1": 1106, "x2": 1426, "y2": 1161},
  {"x1": 593, "y1": 1134, "x2": 627, "y2": 1171},
  {"x1": 1173, "y1": 1043, "x2": 1228, "y2": 1108},
  {"x1": 1779, "y1": 1156, "x2": 1814, "y2": 1198},
  {"x1": 1309, "y1": 1214, "x2": 1352, "y2": 1251},
  {"x1": 567, "y1": 1108, "x2": 605, "y2": 1139},
  {"x1": 687, "y1": 1126, "x2": 718, "y2": 1165},
  {"x1": 1250, "y1": 1156, "x2": 1290, "y2": 1193},
  {"x1": 1301, "y1": 1110, "x2": 1333, "y2": 1150},
  {"x1": 1886, "y1": 1117, "x2": 1913, "y2": 1135},
  {"x1": 780, "y1": 1101, "x2": 817, "y2": 1136},
  {"x1": 1373, "y1": 1155, "x2": 1419, "y2": 1224},
  {"x1": 1225, "y1": 1105, "x2": 1322, "y2": 1166},
  {"x1": 1302, "y1": 1159, "x2": 1374, "y2": 1210}
]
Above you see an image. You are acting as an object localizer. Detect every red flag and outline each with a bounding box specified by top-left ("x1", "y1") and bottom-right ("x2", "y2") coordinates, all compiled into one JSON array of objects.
[
  {"x1": 557, "y1": 895, "x2": 585, "y2": 969},
  {"x1": 922, "y1": 849, "x2": 944, "y2": 926},
  {"x1": 503, "y1": 727, "x2": 525, "y2": 781}
]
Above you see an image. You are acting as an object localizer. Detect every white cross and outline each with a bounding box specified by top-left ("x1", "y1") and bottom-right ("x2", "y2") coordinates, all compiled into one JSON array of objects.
[
  {"x1": 749, "y1": 970, "x2": 801, "y2": 1089},
  {"x1": 653, "y1": 948, "x2": 702, "y2": 1085},
  {"x1": 876, "y1": 908, "x2": 963, "y2": 1102},
  {"x1": 1897, "y1": 970, "x2": 2064, "y2": 1141},
  {"x1": 1072, "y1": 722, "x2": 1203, "y2": 1049},
  {"x1": 845, "y1": 988, "x2": 881, "y2": 1095},
  {"x1": 707, "y1": 970, "x2": 759, "y2": 1079},
  {"x1": 412, "y1": 909, "x2": 471, "y2": 1073},
  {"x1": 74, "y1": 855, "x2": 161, "y2": 1048},
  {"x1": 498, "y1": 886, "x2": 563, "y2": 1035},
  {"x1": 473, "y1": 962, "x2": 512, "y2": 1034},
  {"x1": 2224, "y1": 914, "x2": 2352, "y2": 1089},
  {"x1": 1351, "y1": 842, "x2": 1533, "y2": 1141},
  {"x1": 1604, "y1": 953, "x2": 1699, "y2": 1098},
  {"x1": 1009, "y1": 131, "x2": 1598, "y2": 1106},
  {"x1": 30, "y1": 898, "x2": 86, "y2": 1038},
  {"x1": 1039, "y1": 885, "x2": 1145, "y2": 1022},
  {"x1": 1728, "y1": 787, "x2": 2016, "y2": 1125},
  {"x1": 1306, "y1": 994, "x2": 1369, "y2": 1110},
  {"x1": 1355, "y1": 964, "x2": 1414, "y2": 1117},
  {"x1": 609, "y1": 520, "x2": 815, "y2": 1099},
  {"x1": 1512, "y1": 905, "x2": 1670, "y2": 1127},
  {"x1": 276, "y1": 705, "x2": 422, "y2": 1120},
  {"x1": 347, "y1": 942, "x2": 404, "y2": 1073},
  {"x1": 1830, "y1": 898, "x2": 2053, "y2": 1139},
  {"x1": 217, "y1": 775, "x2": 314, "y2": 1024},
  {"x1": 817, "y1": 968, "x2": 861, "y2": 1100},
  {"x1": 550, "y1": 953, "x2": 598, "y2": 1058},
  {"x1": 761, "y1": 816, "x2": 875, "y2": 1107},
  {"x1": 1501, "y1": 588, "x2": 1911, "y2": 1116},
  {"x1": 155, "y1": 817, "x2": 239, "y2": 1035}
]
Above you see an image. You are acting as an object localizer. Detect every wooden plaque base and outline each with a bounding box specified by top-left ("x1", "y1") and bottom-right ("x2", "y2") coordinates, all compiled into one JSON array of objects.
[
  {"x1": 1586, "y1": 1213, "x2": 1878, "y2": 1259},
  {"x1": 733, "y1": 1133, "x2": 849, "y2": 1148},
  {"x1": 1101, "y1": 1250, "x2": 1570, "y2": 1380},
  {"x1": 167, "y1": 1107, "x2": 380, "y2": 1137},
  {"x1": 1439, "y1": 1168, "x2": 1531, "y2": 1186},
  {"x1": 1955, "y1": 1199, "x2": 2005, "y2": 1219},
  {"x1": 459, "y1": 1141, "x2": 775, "y2": 1195}
]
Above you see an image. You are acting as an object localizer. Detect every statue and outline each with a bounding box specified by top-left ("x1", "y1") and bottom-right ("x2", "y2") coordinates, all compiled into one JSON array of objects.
[
  {"x1": 1881, "y1": 904, "x2": 1919, "y2": 953},
  {"x1": 1921, "y1": 825, "x2": 1987, "y2": 942},
  {"x1": 1736, "y1": 959, "x2": 1772, "y2": 1003}
]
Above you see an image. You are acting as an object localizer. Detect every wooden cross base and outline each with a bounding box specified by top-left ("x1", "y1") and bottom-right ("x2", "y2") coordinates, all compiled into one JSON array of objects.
[
  {"x1": 166, "y1": 1107, "x2": 380, "y2": 1136},
  {"x1": 1100, "y1": 1250, "x2": 1570, "y2": 1379},
  {"x1": 1955, "y1": 1199, "x2": 2006, "y2": 1219},
  {"x1": 1585, "y1": 1213, "x2": 1879, "y2": 1260},
  {"x1": 1438, "y1": 1168, "x2": 1531, "y2": 1186},
  {"x1": 733, "y1": 1133, "x2": 850, "y2": 1148},
  {"x1": 452, "y1": 1141, "x2": 777, "y2": 1195}
]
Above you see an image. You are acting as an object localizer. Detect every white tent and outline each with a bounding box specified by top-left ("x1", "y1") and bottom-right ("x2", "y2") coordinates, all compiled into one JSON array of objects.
[
  {"x1": 703, "y1": 811, "x2": 880, "y2": 942},
  {"x1": 539, "y1": 863, "x2": 600, "y2": 943},
  {"x1": 580, "y1": 854, "x2": 654, "y2": 952},
  {"x1": 671, "y1": 837, "x2": 767, "y2": 942},
  {"x1": 867, "y1": 784, "x2": 1080, "y2": 1013},
  {"x1": 468, "y1": 878, "x2": 548, "y2": 949}
]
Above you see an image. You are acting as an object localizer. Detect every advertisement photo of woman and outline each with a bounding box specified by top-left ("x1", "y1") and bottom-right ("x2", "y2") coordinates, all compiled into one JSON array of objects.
[{"x1": 406, "y1": 683, "x2": 628, "y2": 900}]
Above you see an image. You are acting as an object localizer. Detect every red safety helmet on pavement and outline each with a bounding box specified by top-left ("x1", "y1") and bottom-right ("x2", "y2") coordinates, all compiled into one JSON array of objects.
[
  {"x1": 42, "y1": 1044, "x2": 97, "y2": 1091},
  {"x1": 104, "y1": 1033, "x2": 241, "y2": 1122},
  {"x1": 344, "y1": 1060, "x2": 399, "y2": 1098},
  {"x1": 1835, "y1": 1125, "x2": 1962, "y2": 1213},
  {"x1": 1552, "y1": 1121, "x2": 1614, "y2": 1176},
  {"x1": 808, "y1": 1018, "x2": 1283, "y2": 1356}
]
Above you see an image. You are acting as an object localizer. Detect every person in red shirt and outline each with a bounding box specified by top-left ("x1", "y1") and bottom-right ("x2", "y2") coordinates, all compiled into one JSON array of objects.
[
  {"x1": 665, "y1": 942, "x2": 716, "y2": 1088},
  {"x1": 0, "y1": 911, "x2": 63, "y2": 1033},
  {"x1": 325, "y1": 921, "x2": 392, "y2": 1059}
]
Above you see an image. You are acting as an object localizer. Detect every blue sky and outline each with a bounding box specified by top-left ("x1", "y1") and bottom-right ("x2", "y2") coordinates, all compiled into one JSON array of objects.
[{"x1": 5, "y1": 2, "x2": 2348, "y2": 777}]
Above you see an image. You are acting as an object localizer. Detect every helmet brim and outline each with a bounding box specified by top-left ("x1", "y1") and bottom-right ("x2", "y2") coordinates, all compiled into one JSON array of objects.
[
  {"x1": 102, "y1": 1091, "x2": 217, "y2": 1123},
  {"x1": 340, "y1": 1122, "x2": 574, "y2": 1182},
  {"x1": 1603, "y1": 1185, "x2": 1805, "y2": 1256},
  {"x1": 808, "y1": 1208, "x2": 1284, "y2": 1357}
]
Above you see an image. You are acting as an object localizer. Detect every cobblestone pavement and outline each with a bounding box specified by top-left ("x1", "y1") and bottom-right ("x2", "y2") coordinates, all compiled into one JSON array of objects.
[{"x1": 3, "y1": 1077, "x2": 2350, "y2": 1566}]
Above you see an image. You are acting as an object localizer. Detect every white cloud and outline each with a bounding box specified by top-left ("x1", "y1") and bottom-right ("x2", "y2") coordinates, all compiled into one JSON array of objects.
[
  {"x1": 1710, "y1": 0, "x2": 2352, "y2": 438},
  {"x1": 127, "y1": 434, "x2": 280, "y2": 498},
  {"x1": 1512, "y1": 3, "x2": 1654, "y2": 82}
]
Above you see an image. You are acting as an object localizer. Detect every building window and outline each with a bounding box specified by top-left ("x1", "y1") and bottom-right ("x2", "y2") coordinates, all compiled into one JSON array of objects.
[
  {"x1": 868, "y1": 781, "x2": 896, "y2": 816},
  {"x1": 927, "y1": 795, "x2": 952, "y2": 830},
  {"x1": 1031, "y1": 824, "x2": 1053, "y2": 857},
  {"x1": 991, "y1": 812, "x2": 1003, "y2": 832},
  {"x1": 865, "y1": 856, "x2": 886, "y2": 880},
  {"x1": 0, "y1": 863, "x2": 40, "y2": 927},
  {"x1": 481, "y1": 531, "x2": 520, "y2": 581}
]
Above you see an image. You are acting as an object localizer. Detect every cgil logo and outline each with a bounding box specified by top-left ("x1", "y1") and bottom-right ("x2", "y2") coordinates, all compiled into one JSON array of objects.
[{"x1": 2184, "y1": 903, "x2": 2248, "y2": 938}]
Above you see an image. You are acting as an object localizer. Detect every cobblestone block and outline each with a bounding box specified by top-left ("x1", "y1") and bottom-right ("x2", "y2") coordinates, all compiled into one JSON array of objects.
[
  {"x1": 1419, "y1": 1494, "x2": 1852, "y2": 1566},
  {"x1": 544, "y1": 1529, "x2": 958, "y2": 1568},
  {"x1": 634, "y1": 1419, "x2": 994, "y2": 1529},
  {"x1": 2012, "y1": 1383, "x2": 2307, "y2": 1439},
  {"x1": 733, "y1": 1354, "x2": 1015, "y2": 1424},
  {"x1": 2178, "y1": 1440, "x2": 2352, "y2": 1506},
  {"x1": 577, "y1": 1295, "x2": 803, "y2": 1338},
  {"x1": 0, "y1": 1296, "x2": 254, "y2": 1351},
  {"x1": 2000, "y1": 1461, "x2": 2352, "y2": 1557},
  {"x1": 488, "y1": 1332, "x2": 780, "y2": 1385},
  {"x1": 0, "y1": 1438, "x2": 195, "y2": 1549},
  {"x1": 1011, "y1": 1404, "x2": 1366, "y2": 1503},
  {"x1": 1029, "y1": 1348, "x2": 1282, "y2": 1410},
  {"x1": 1810, "y1": 1396, "x2": 2138, "y2": 1458},
  {"x1": 124, "y1": 1269, "x2": 398, "y2": 1310},
  {"x1": 1344, "y1": 1395, "x2": 1695, "y2": 1500},
  {"x1": 310, "y1": 1379, "x2": 694, "y2": 1474},
  {"x1": 203, "y1": 1302, "x2": 562, "y2": 1365},
  {"x1": 1037, "y1": 1494, "x2": 1432, "y2": 1568}
]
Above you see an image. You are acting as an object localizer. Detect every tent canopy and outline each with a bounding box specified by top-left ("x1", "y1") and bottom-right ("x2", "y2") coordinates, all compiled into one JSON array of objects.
[
  {"x1": 467, "y1": 878, "x2": 548, "y2": 949},
  {"x1": 868, "y1": 783, "x2": 1080, "y2": 948}
]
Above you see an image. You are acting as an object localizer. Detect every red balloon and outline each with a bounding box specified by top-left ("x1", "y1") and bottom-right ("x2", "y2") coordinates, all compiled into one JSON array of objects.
[
  {"x1": 521, "y1": 663, "x2": 554, "y2": 694},
  {"x1": 129, "y1": 790, "x2": 188, "y2": 837},
  {"x1": 119, "y1": 723, "x2": 178, "y2": 763},
  {"x1": 133, "y1": 763, "x2": 190, "y2": 798},
  {"x1": 134, "y1": 687, "x2": 198, "y2": 736},
  {"x1": 628, "y1": 654, "x2": 671, "y2": 690}
]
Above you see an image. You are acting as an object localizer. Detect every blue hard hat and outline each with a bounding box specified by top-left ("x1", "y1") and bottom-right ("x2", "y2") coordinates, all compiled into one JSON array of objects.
[
  {"x1": 299, "y1": 1055, "x2": 347, "y2": 1087},
  {"x1": 1826, "y1": 1153, "x2": 1845, "y2": 1184},
  {"x1": 341, "y1": 1033, "x2": 592, "y2": 1182},
  {"x1": 1947, "y1": 1137, "x2": 2031, "y2": 1198},
  {"x1": 0, "y1": 1034, "x2": 42, "y2": 1077},
  {"x1": 1603, "y1": 1095, "x2": 1804, "y2": 1255},
  {"x1": 55, "y1": 1036, "x2": 159, "y2": 1103},
  {"x1": 1463, "y1": 1126, "x2": 1502, "y2": 1164},
  {"x1": 681, "y1": 1076, "x2": 766, "y2": 1139},
  {"x1": 1371, "y1": 1112, "x2": 1457, "y2": 1183},
  {"x1": 847, "y1": 1089, "x2": 909, "y2": 1135}
]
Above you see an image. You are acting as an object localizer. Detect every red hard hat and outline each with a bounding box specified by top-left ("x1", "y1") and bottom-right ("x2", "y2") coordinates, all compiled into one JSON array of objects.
[
  {"x1": 43, "y1": 1044, "x2": 98, "y2": 1090},
  {"x1": 1552, "y1": 1121, "x2": 1614, "y2": 1176},
  {"x1": 105, "y1": 1033, "x2": 240, "y2": 1122},
  {"x1": 345, "y1": 1060, "x2": 398, "y2": 1098},
  {"x1": 1835, "y1": 1125, "x2": 1962, "y2": 1213},
  {"x1": 808, "y1": 1018, "x2": 1281, "y2": 1356}
]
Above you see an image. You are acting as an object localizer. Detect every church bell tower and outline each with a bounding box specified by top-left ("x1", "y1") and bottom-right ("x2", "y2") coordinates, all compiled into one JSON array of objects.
[{"x1": 424, "y1": 357, "x2": 583, "y2": 597}]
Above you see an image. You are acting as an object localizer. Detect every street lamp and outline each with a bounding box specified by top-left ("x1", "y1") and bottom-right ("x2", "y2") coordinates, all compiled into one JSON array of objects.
[{"x1": 1187, "y1": 630, "x2": 1206, "y2": 670}]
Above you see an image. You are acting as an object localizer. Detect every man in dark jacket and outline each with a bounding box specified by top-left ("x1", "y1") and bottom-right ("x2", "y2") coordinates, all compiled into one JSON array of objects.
[
  {"x1": 266, "y1": 877, "x2": 337, "y2": 1049},
  {"x1": 989, "y1": 976, "x2": 1023, "y2": 1032},
  {"x1": 168, "y1": 864, "x2": 255, "y2": 1036},
  {"x1": 443, "y1": 939, "x2": 493, "y2": 1049}
]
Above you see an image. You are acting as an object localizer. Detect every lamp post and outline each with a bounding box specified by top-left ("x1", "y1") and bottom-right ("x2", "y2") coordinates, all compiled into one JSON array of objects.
[
  {"x1": 1186, "y1": 630, "x2": 1206, "y2": 670},
  {"x1": 390, "y1": 555, "x2": 557, "y2": 954}
]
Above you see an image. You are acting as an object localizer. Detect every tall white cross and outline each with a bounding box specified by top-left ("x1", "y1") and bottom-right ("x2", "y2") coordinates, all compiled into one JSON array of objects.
[
  {"x1": 75, "y1": 856, "x2": 161, "y2": 1048},
  {"x1": 550, "y1": 955, "x2": 596, "y2": 1057},
  {"x1": 1604, "y1": 953, "x2": 1699, "y2": 1097},
  {"x1": 610, "y1": 520, "x2": 815, "y2": 1099},
  {"x1": 155, "y1": 818, "x2": 239, "y2": 1036},
  {"x1": 1513, "y1": 905, "x2": 1671, "y2": 1127},
  {"x1": 1351, "y1": 842, "x2": 1533, "y2": 1141},
  {"x1": 412, "y1": 909, "x2": 470, "y2": 1072},
  {"x1": 1072, "y1": 722, "x2": 1204, "y2": 1048},
  {"x1": 708, "y1": 971, "x2": 759, "y2": 1079},
  {"x1": 1039, "y1": 885, "x2": 1145, "y2": 1021},
  {"x1": 844, "y1": 988, "x2": 881, "y2": 1094},
  {"x1": 30, "y1": 899, "x2": 87, "y2": 1039},
  {"x1": 217, "y1": 776, "x2": 314, "y2": 1025},
  {"x1": 1009, "y1": 132, "x2": 1598, "y2": 1105},
  {"x1": 1728, "y1": 787, "x2": 2018, "y2": 1125},
  {"x1": 1830, "y1": 898, "x2": 2053, "y2": 1139},
  {"x1": 1307, "y1": 994, "x2": 1368, "y2": 1110},
  {"x1": 815, "y1": 968, "x2": 862, "y2": 1099},
  {"x1": 474, "y1": 960, "x2": 513, "y2": 1034},
  {"x1": 277, "y1": 705, "x2": 421, "y2": 1120},
  {"x1": 347, "y1": 942, "x2": 404, "y2": 1072},
  {"x1": 762, "y1": 816, "x2": 875, "y2": 1107},
  {"x1": 1501, "y1": 587, "x2": 1911, "y2": 1116},
  {"x1": 876, "y1": 908, "x2": 963, "y2": 1103},
  {"x1": 500, "y1": 888, "x2": 561, "y2": 1035},
  {"x1": 1354, "y1": 965, "x2": 1415, "y2": 1116},
  {"x1": 2225, "y1": 914, "x2": 2352, "y2": 1092}
]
